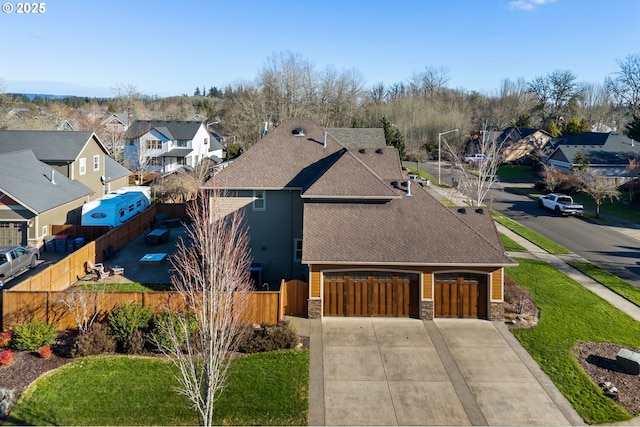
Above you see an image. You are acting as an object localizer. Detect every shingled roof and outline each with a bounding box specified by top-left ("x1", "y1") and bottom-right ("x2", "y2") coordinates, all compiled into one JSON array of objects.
[
  {"x1": 0, "y1": 130, "x2": 105, "y2": 161},
  {"x1": 0, "y1": 150, "x2": 92, "y2": 213},
  {"x1": 125, "y1": 120, "x2": 204, "y2": 140}
]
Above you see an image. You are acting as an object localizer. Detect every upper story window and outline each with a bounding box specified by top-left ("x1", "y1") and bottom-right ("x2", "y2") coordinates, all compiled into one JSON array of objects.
[
  {"x1": 204, "y1": 137, "x2": 209, "y2": 145},
  {"x1": 176, "y1": 139, "x2": 189, "y2": 147},
  {"x1": 93, "y1": 155, "x2": 100, "y2": 171},
  {"x1": 145, "y1": 139, "x2": 162, "y2": 150},
  {"x1": 253, "y1": 190, "x2": 266, "y2": 211},
  {"x1": 79, "y1": 158, "x2": 86, "y2": 175},
  {"x1": 294, "y1": 239, "x2": 303, "y2": 262}
]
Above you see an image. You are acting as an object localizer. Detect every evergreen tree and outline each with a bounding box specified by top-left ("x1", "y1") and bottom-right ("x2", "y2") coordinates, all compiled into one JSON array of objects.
[
  {"x1": 626, "y1": 115, "x2": 640, "y2": 142},
  {"x1": 547, "y1": 120, "x2": 560, "y2": 137},
  {"x1": 194, "y1": 87, "x2": 201, "y2": 96},
  {"x1": 381, "y1": 117, "x2": 406, "y2": 159}
]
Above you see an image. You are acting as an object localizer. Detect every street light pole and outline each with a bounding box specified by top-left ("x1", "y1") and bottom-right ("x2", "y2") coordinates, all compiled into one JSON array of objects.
[{"x1": 438, "y1": 128, "x2": 459, "y2": 185}]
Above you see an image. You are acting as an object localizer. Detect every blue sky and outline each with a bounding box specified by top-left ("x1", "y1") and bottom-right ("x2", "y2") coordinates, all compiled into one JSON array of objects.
[{"x1": 2, "y1": 0, "x2": 639, "y2": 97}]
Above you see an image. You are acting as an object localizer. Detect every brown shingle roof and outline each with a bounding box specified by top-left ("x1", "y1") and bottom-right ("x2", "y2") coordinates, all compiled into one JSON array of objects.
[
  {"x1": 325, "y1": 128, "x2": 386, "y2": 149},
  {"x1": 302, "y1": 185, "x2": 514, "y2": 265}
]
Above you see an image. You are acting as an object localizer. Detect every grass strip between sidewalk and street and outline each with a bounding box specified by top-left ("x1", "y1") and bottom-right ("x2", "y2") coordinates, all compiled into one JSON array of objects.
[
  {"x1": 506, "y1": 257, "x2": 640, "y2": 424},
  {"x1": 492, "y1": 211, "x2": 571, "y2": 254},
  {"x1": 569, "y1": 262, "x2": 640, "y2": 307},
  {"x1": 499, "y1": 233, "x2": 527, "y2": 252}
]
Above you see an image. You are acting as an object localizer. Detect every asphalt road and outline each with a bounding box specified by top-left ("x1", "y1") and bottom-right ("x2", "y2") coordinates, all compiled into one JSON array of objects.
[{"x1": 409, "y1": 161, "x2": 640, "y2": 288}]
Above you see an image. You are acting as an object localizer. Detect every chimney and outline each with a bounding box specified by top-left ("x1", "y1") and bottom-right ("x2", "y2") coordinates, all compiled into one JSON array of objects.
[
  {"x1": 406, "y1": 179, "x2": 412, "y2": 197},
  {"x1": 51, "y1": 170, "x2": 56, "y2": 185},
  {"x1": 323, "y1": 131, "x2": 327, "y2": 148}
]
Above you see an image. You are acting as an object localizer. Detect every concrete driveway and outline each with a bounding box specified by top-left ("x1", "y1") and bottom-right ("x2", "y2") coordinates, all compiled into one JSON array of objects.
[{"x1": 309, "y1": 318, "x2": 584, "y2": 426}]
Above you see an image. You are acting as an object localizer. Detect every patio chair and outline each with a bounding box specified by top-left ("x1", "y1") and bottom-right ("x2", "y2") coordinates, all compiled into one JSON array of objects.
[{"x1": 87, "y1": 260, "x2": 110, "y2": 280}]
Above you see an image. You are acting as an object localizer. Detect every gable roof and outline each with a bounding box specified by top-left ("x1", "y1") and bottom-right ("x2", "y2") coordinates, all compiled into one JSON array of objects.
[
  {"x1": 551, "y1": 132, "x2": 640, "y2": 166},
  {"x1": 100, "y1": 113, "x2": 129, "y2": 127},
  {"x1": 104, "y1": 156, "x2": 132, "y2": 182},
  {"x1": 0, "y1": 130, "x2": 107, "y2": 161},
  {"x1": 125, "y1": 120, "x2": 204, "y2": 140},
  {"x1": 0, "y1": 150, "x2": 92, "y2": 213},
  {"x1": 207, "y1": 119, "x2": 393, "y2": 196},
  {"x1": 302, "y1": 186, "x2": 512, "y2": 265}
]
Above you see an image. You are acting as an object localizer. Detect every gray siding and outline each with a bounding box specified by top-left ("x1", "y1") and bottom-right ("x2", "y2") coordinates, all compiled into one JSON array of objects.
[{"x1": 228, "y1": 190, "x2": 305, "y2": 286}]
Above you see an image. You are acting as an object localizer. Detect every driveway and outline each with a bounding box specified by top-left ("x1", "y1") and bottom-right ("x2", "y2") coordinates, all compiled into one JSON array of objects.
[{"x1": 309, "y1": 318, "x2": 584, "y2": 426}]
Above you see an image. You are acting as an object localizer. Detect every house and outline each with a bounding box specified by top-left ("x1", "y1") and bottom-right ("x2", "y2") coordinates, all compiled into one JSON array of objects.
[
  {"x1": 124, "y1": 120, "x2": 225, "y2": 174},
  {"x1": 0, "y1": 150, "x2": 93, "y2": 246},
  {"x1": 546, "y1": 132, "x2": 640, "y2": 183},
  {"x1": 498, "y1": 127, "x2": 554, "y2": 163},
  {"x1": 205, "y1": 119, "x2": 515, "y2": 320},
  {"x1": 100, "y1": 113, "x2": 130, "y2": 133},
  {"x1": 0, "y1": 130, "x2": 130, "y2": 199}
]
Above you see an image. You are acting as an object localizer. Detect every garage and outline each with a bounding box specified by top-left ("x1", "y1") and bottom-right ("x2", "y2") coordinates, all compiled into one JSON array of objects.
[
  {"x1": 323, "y1": 272, "x2": 420, "y2": 317},
  {"x1": 434, "y1": 273, "x2": 488, "y2": 319},
  {"x1": 0, "y1": 222, "x2": 26, "y2": 246}
]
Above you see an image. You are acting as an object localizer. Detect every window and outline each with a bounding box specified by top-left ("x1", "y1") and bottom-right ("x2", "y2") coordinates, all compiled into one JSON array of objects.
[
  {"x1": 176, "y1": 139, "x2": 189, "y2": 147},
  {"x1": 93, "y1": 155, "x2": 100, "y2": 171},
  {"x1": 253, "y1": 190, "x2": 266, "y2": 211},
  {"x1": 42, "y1": 226, "x2": 47, "y2": 236},
  {"x1": 145, "y1": 139, "x2": 162, "y2": 150},
  {"x1": 294, "y1": 239, "x2": 303, "y2": 262},
  {"x1": 79, "y1": 158, "x2": 86, "y2": 175},
  {"x1": 146, "y1": 157, "x2": 163, "y2": 166},
  {"x1": 204, "y1": 137, "x2": 209, "y2": 145}
]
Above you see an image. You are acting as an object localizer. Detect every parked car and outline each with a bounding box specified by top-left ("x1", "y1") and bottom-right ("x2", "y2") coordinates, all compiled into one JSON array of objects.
[
  {"x1": 464, "y1": 153, "x2": 488, "y2": 164},
  {"x1": 0, "y1": 245, "x2": 39, "y2": 288},
  {"x1": 538, "y1": 193, "x2": 584, "y2": 216}
]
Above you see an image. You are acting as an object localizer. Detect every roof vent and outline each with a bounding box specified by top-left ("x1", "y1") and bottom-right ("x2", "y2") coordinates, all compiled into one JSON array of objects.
[
  {"x1": 375, "y1": 148, "x2": 383, "y2": 154},
  {"x1": 475, "y1": 207, "x2": 484, "y2": 214},
  {"x1": 292, "y1": 127, "x2": 305, "y2": 137},
  {"x1": 359, "y1": 148, "x2": 365, "y2": 153},
  {"x1": 458, "y1": 207, "x2": 467, "y2": 214},
  {"x1": 406, "y1": 180, "x2": 412, "y2": 197},
  {"x1": 51, "y1": 170, "x2": 56, "y2": 185},
  {"x1": 323, "y1": 131, "x2": 327, "y2": 148}
]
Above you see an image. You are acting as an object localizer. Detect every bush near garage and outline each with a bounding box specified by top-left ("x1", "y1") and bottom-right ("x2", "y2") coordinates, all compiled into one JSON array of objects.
[{"x1": 238, "y1": 321, "x2": 298, "y2": 354}]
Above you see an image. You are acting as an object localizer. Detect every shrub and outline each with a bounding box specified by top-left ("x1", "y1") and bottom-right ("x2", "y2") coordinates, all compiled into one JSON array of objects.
[
  {"x1": 504, "y1": 277, "x2": 537, "y2": 316},
  {"x1": 238, "y1": 321, "x2": 298, "y2": 354},
  {"x1": 12, "y1": 320, "x2": 57, "y2": 351},
  {"x1": 0, "y1": 331, "x2": 12, "y2": 348},
  {"x1": 122, "y1": 330, "x2": 146, "y2": 355},
  {"x1": 152, "y1": 310, "x2": 197, "y2": 352},
  {"x1": 38, "y1": 345, "x2": 52, "y2": 359},
  {"x1": 108, "y1": 302, "x2": 154, "y2": 343},
  {"x1": 0, "y1": 350, "x2": 13, "y2": 366},
  {"x1": 71, "y1": 322, "x2": 116, "y2": 358}
]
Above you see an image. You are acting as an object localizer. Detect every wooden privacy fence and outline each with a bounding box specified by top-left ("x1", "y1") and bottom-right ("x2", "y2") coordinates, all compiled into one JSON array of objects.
[{"x1": 2, "y1": 282, "x2": 307, "y2": 331}]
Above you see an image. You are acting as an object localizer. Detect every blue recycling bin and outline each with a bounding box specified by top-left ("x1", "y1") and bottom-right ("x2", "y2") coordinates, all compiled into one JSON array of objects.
[{"x1": 74, "y1": 237, "x2": 85, "y2": 250}]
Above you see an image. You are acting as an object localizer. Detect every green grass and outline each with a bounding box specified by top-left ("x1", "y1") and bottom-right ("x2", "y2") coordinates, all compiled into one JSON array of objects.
[
  {"x1": 491, "y1": 211, "x2": 571, "y2": 254},
  {"x1": 73, "y1": 282, "x2": 172, "y2": 292},
  {"x1": 571, "y1": 192, "x2": 640, "y2": 223},
  {"x1": 404, "y1": 165, "x2": 442, "y2": 186},
  {"x1": 499, "y1": 232, "x2": 527, "y2": 252},
  {"x1": 506, "y1": 257, "x2": 640, "y2": 424},
  {"x1": 569, "y1": 262, "x2": 640, "y2": 307},
  {"x1": 6, "y1": 350, "x2": 309, "y2": 426}
]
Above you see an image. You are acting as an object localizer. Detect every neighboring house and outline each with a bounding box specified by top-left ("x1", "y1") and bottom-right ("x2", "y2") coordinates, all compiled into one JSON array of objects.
[
  {"x1": 124, "y1": 120, "x2": 224, "y2": 174},
  {"x1": 206, "y1": 119, "x2": 515, "y2": 320},
  {"x1": 0, "y1": 150, "x2": 93, "y2": 246},
  {"x1": 546, "y1": 132, "x2": 640, "y2": 183},
  {"x1": 100, "y1": 113, "x2": 130, "y2": 133},
  {"x1": 0, "y1": 130, "x2": 130, "y2": 200},
  {"x1": 57, "y1": 119, "x2": 76, "y2": 131},
  {"x1": 499, "y1": 127, "x2": 553, "y2": 163}
]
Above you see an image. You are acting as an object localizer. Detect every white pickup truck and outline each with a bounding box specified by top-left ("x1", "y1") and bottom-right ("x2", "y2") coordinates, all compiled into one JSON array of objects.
[
  {"x1": 0, "y1": 245, "x2": 39, "y2": 288},
  {"x1": 538, "y1": 193, "x2": 584, "y2": 216}
]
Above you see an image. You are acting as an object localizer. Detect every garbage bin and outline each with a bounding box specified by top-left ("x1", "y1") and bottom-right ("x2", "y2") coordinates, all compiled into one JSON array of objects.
[
  {"x1": 66, "y1": 236, "x2": 75, "y2": 252},
  {"x1": 44, "y1": 236, "x2": 55, "y2": 252},
  {"x1": 54, "y1": 235, "x2": 68, "y2": 252},
  {"x1": 74, "y1": 237, "x2": 85, "y2": 250}
]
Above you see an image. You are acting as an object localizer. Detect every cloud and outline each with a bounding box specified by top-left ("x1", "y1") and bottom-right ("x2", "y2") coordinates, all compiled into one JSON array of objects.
[{"x1": 509, "y1": 0, "x2": 557, "y2": 11}]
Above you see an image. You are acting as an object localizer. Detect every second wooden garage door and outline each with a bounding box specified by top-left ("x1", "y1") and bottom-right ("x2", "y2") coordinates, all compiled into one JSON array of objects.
[
  {"x1": 434, "y1": 273, "x2": 488, "y2": 319},
  {"x1": 324, "y1": 272, "x2": 420, "y2": 317}
]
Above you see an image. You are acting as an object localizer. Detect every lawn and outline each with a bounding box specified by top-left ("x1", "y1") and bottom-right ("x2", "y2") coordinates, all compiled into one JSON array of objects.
[
  {"x1": 569, "y1": 262, "x2": 640, "y2": 307},
  {"x1": 506, "y1": 257, "x2": 640, "y2": 424},
  {"x1": 491, "y1": 210, "x2": 571, "y2": 254},
  {"x1": 497, "y1": 164, "x2": 539, "y2": 182},
  {"x1": 6, "y1": 350, "x2": 309, "y2": 426},
  {"x1": 404, "y1": 165, "x2": 441, "y2": 186},
  {"x1": 73, "y1": 282, "x2": 172, "y2": 292},
  {"x1": 499, "y1": 232, "x2": 526, "y2": 252}
]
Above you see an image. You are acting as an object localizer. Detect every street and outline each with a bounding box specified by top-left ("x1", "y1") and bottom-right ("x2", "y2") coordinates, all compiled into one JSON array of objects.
[{"x1": 410, "y1": 161, "x2": 640, "y2": 288}]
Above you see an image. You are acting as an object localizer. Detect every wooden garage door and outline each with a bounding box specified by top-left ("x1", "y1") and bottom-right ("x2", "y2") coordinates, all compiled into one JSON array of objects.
[
  {"x1": 434, "y1": 273, "x2": 488, "y2": 319},
  {"x1": 324, "y1": 272, "x2": 419, "y2": 317},
  {"x1": 0, "y1": 222, "x2": 25, "y2": 246}
]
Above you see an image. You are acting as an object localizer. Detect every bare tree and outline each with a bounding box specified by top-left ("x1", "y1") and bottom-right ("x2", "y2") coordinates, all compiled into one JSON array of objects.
[
  {"x1": 155, "y1": 189, "x2": 253, "y2": 426},
  {"x1": 606, "y1": 53, "x2": 640, "y2": 116},
  {"x1": 577, "y1": 169, "x2": 621, "y2": 219},
  {"x1": 58, "y1": 283, "x2": 112, "y2": 334},
  {"x1": 442, "y1": 125, "x2": 511, "y2": 206},
  {"x1": 541, "y1": 164, "x2": 563, "y2": 192}
]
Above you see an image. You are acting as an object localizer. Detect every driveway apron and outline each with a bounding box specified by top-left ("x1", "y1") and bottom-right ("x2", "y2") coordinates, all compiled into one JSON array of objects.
[{"x1": 314, "y1": 317, "x2": 580, "y2": 426}]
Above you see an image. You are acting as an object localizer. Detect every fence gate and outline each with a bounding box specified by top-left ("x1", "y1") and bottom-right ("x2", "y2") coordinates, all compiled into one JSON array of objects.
[{"x1": 281, "y1": 279, "x2": 308, "y2": 316}]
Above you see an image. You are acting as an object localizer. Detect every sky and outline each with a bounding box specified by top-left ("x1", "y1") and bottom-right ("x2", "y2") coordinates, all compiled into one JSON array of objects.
[{"x1": 1, "y1": 0, "x2": 639, "y2": 98}]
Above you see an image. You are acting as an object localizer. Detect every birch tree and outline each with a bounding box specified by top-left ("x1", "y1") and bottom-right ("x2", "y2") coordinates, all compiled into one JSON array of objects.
[{"x1": 156, "y1": 189, "x2": 253, "y2": 426}]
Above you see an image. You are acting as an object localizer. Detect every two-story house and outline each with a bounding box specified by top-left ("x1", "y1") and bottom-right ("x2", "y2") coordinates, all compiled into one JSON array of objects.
[
  {"x1": 124, "y1": 120, "x2": 224, "y2": 174},
  {"x1": 205, "y1": 119, "x2": 515, "y2": 321},
  {"x1": 0, "y1": 130, "x2": 131, "y2": 246}
]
